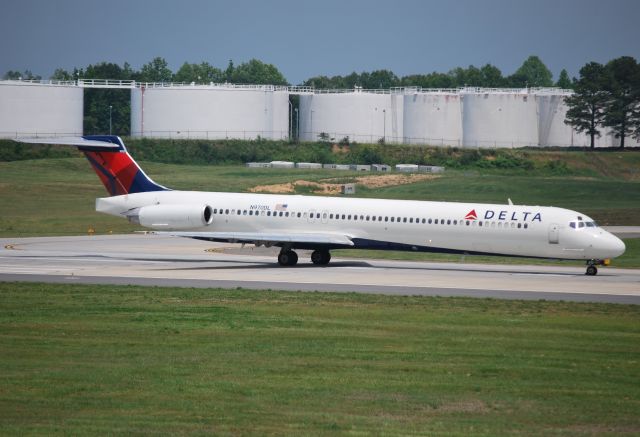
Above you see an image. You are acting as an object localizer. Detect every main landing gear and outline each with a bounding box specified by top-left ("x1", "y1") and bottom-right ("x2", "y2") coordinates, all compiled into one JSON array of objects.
[
  {"x1": 277, "y1": 249, "x2": 332, "y2": 266},
  {"x1": 278, "y1": 249, "x2": 298, "y2": 266},
  {"x1": 310, "y1": 249, "x2": 331, "y2": 265}
]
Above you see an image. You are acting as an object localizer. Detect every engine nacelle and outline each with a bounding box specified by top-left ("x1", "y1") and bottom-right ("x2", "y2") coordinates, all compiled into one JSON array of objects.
[{"x1": 132, "y1": 204, "x2": 213, "y2": 230}]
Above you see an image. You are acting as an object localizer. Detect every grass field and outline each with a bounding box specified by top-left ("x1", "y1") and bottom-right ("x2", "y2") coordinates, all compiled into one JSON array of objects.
[{"x1": 1, "y1": 282, "x2": 639, "y2": 435}]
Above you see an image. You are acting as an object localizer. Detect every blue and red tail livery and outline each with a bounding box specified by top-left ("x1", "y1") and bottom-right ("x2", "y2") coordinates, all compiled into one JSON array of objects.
[{"x1": 78, "y1": 136, "x2": 168, "y2": 196}]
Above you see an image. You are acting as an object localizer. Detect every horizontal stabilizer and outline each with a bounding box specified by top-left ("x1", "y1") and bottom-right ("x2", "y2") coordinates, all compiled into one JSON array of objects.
[{"x1": 14, "y1": 136, "x2": 121, "y2": 148}]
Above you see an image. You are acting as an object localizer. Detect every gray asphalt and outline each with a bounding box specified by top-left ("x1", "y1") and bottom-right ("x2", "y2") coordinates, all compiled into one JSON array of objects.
[{"x1": 1, "y1": 234, "x2": 639, "y2": 304}]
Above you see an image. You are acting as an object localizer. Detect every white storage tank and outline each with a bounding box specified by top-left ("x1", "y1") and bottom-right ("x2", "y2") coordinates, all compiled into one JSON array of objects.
[
  {"x1": 403, "y1": 91, "x2": 462, "y2": 146},
  {"x1": 536, "y1": 92, "x2": 586, "y2": 147},
  {"x1": 131, "y1": 84, "x2": 289, "y2": 140},
  {"x1": 0, "y1": 81, "x2": 83, "y2": 138},
  {"x1": 298, "y1": 90, "x2": 403, "y2": 143},
  {"x1": 462, "y1": 90, "x2": 538, "y2": 148}
]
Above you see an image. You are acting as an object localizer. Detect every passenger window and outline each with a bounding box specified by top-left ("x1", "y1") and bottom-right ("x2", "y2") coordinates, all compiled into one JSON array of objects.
[
  {"x1": 297, "y1": 212, "x2": 302, "y2": 218},
  {"x1": 453, "y1": 220, "x2": 457, "y2": 225},
  {"x1": 366, "y1": 216, "x2": 370, "y2": 221},
  {"x1": 378, "y1": 216, "x2": 383, "y2": 221},
  {"x1": 286, "y1": 212, "x2": 290, "y2": 217},
  {"x1": 434, "y1": 219, "x2": 438, "y2": 224},
  {"x1": 428, "y1": 219, "x2": 432, "y2": 224},
  {"x1": 447, "y1": 220, "x2": 451, "y2": 225},
  {"x1": 225, "y1": 209, "x2": 229, "y2": 214},
  {"x1": 479, "y1": 221, "x2": 483, "y2": 227},
  {"x1": 409, "y1": 218, "x2": 413, "y2": 223},
  {"x1": 342, "y1": 214, "x2": 346, "y2": 219},
  {"x1": 466, "y1": 221, "x2": 470, "y2": 226},
  {"x1": 323, "y1": 213, "x2": 327, "y2": 219},
  {"x1": 517, "y1": 223, "x2": 522, "y2": 229},
  {"x1": 390, "y1": 217, "x2": 395, "y2": 222},
  {"x1": 422, "y1": 218, "x2": 426, "y2": 224},
  {"x1": 524, "y1": 223, "x2": 528, "y2": 229},
  {"x1": 279, "y1": 212, "x2": 284, "y2": 217}
]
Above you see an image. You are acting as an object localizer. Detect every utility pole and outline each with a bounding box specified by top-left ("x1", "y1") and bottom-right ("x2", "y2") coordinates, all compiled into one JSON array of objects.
[{"x1": 109, "y1": 105, "x2": 112, "y2": 135}]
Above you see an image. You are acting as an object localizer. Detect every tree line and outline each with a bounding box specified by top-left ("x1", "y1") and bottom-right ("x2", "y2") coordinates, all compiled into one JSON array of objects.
[
  {"x1": 3, "y1": 55, "x2": 639, "y2": 147},
  {"x1": 565, "y1": 56, "x2": 640, "y2": 148}
]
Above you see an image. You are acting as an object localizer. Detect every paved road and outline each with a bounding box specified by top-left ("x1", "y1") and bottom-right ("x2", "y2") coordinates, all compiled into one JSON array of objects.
[{"x1": 1, "y1": 234, "x2": 639, "y2": 304}]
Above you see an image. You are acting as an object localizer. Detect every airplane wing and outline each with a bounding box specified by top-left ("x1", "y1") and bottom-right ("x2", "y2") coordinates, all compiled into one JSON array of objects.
[{"x1": 154, "y1": 231, "x2": 355, "y2": 247}]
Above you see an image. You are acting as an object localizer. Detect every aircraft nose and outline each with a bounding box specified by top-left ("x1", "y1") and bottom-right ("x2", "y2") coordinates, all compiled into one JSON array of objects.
[
  {"x1": 596, "y1": 232, "x2": 626, "y2": 259},
  {"x1": 609, "y1": 235, "x2": 626, "y2": 258}
]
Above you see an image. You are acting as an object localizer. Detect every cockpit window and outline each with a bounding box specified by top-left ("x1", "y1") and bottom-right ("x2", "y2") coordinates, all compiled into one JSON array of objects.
[{"x1": 570, "y1": 220, "x2": 598, "y2": 229}]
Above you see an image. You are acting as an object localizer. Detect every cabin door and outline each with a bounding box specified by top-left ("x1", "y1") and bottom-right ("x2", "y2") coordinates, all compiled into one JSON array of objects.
[{"x1": 548, "y1": 223, "x2": 560, "y2": 244}]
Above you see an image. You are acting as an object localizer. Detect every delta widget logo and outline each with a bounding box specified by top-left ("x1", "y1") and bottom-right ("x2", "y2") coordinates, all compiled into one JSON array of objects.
[{"x1": 464, "y1": 209, "x2": 477, "y2": 220}]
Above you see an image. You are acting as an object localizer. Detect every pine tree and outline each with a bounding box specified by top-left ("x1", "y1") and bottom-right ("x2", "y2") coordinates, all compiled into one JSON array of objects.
[
  {"x1": 602, "y1": 56, "x2": 640, "y2": 148},
  {"x1": 556, "y1": 69, "x2": 573, "y2": 89},
  {"x1": 564, "y1": 62, "x2": 609, "y2": 148}
]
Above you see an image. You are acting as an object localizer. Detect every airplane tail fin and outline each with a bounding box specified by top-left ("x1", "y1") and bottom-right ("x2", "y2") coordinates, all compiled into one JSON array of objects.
[{"x1": 15, "y1": 135, "x2": 169, "y2": 196}]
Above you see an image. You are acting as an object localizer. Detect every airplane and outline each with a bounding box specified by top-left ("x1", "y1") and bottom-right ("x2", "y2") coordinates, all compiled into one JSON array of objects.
[{"x1": 17, "y1": 135, "x2": 625, "y2": 276}]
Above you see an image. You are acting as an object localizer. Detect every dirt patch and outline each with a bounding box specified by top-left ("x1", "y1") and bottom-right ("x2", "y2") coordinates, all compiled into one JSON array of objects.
[
  {"x1": 436, "y1": 399, "x2": 489, "y2": 414},
  {"x1": 249, "y1": 174, "x2": 440, "y2": 194}
]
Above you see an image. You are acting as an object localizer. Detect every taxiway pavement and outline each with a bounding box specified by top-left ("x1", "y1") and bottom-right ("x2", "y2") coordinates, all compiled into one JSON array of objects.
[{"x1": 1, "y1": 234, "x2": 639, "y2": 304}]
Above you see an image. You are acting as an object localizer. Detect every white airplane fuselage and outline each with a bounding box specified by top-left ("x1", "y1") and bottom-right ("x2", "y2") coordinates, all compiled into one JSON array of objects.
[{"x1": 97, "y1": 190, "x2": 626, "y2": 261}]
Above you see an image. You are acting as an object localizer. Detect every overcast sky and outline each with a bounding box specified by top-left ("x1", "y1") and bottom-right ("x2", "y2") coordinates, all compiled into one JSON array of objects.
[{"x1": 1, "y1": 0, "x2": 639, "y2": 85}]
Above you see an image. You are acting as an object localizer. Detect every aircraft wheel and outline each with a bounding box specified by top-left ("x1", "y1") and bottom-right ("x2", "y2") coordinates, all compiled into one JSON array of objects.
[
  {"x1": 586, "y1": 265, "x2": 598, "y2": 276},
  {"x1": 278, "y1": 250, "x2": 298, "y2": 266},
  {"x1": 311, "y1": 250, "x2": 331, "y2": 265}
]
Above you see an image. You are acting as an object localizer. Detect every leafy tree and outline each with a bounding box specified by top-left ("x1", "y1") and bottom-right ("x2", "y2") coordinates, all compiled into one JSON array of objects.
[
  {"x1": 51, "y1": 68, "x2": 73, "y2": 80},
  {"x1": 82, "y1": 62, "x2": 133, "y2": 136},
  {"x1": 138, "y1": 57, "x2": 172, "y2": 83},
  {"x1": 361, "y1": 70, "x2": 399, "y2": 89},
  {"x1": 230, "y1": 59, "x2": 288, "y2": 85},
  {"x1": 564, "y1": 62, "x2": 609, "y2": 148},
  {"x1": 556, "y1": 69, "x2": 573, "y2": 89},
  {"x1": 3, "y1": 69, "x2": 41, "y2": 80},
  {"x1": 173, "y1": 62, "x2": 224, "y2": 83},
  {"x1": 509, "y1": 56, "x2": 553, "y2": 87},
  {"x1": 480, "y1": 64, "x2": 504, "y2": 87},
  {"x1": 224, "y1": 60, "x2": 234, "y2": 82},
  {"x1": 602, "y1": 56, "x2": 640, "y2": 148}
]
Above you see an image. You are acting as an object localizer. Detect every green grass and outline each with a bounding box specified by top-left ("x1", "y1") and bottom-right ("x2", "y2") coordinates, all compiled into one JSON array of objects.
[{"x1": 0, "y1": 282, "x2": 639, "y2": 435}]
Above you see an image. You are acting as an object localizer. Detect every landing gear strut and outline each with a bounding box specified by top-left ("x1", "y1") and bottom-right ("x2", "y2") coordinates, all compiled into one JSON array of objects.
[
  {"x1": 585, "y1": 259, "x2": 600, "y2": 276},
  {"x1": 311, "y1": 249, "x2": 331, "y2": 265},
  {"x1": 278, "y1": 250, "x2": 298, "y2": 266}
]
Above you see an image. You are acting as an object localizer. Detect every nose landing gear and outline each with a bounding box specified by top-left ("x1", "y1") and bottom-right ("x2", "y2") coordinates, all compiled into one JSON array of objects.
[
  {"x1": 585, "y1": 259, "x2": 609, "y2": 276},
  {"x1": 586, "y1": 263, "x2": 598, "y2": 276}
]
